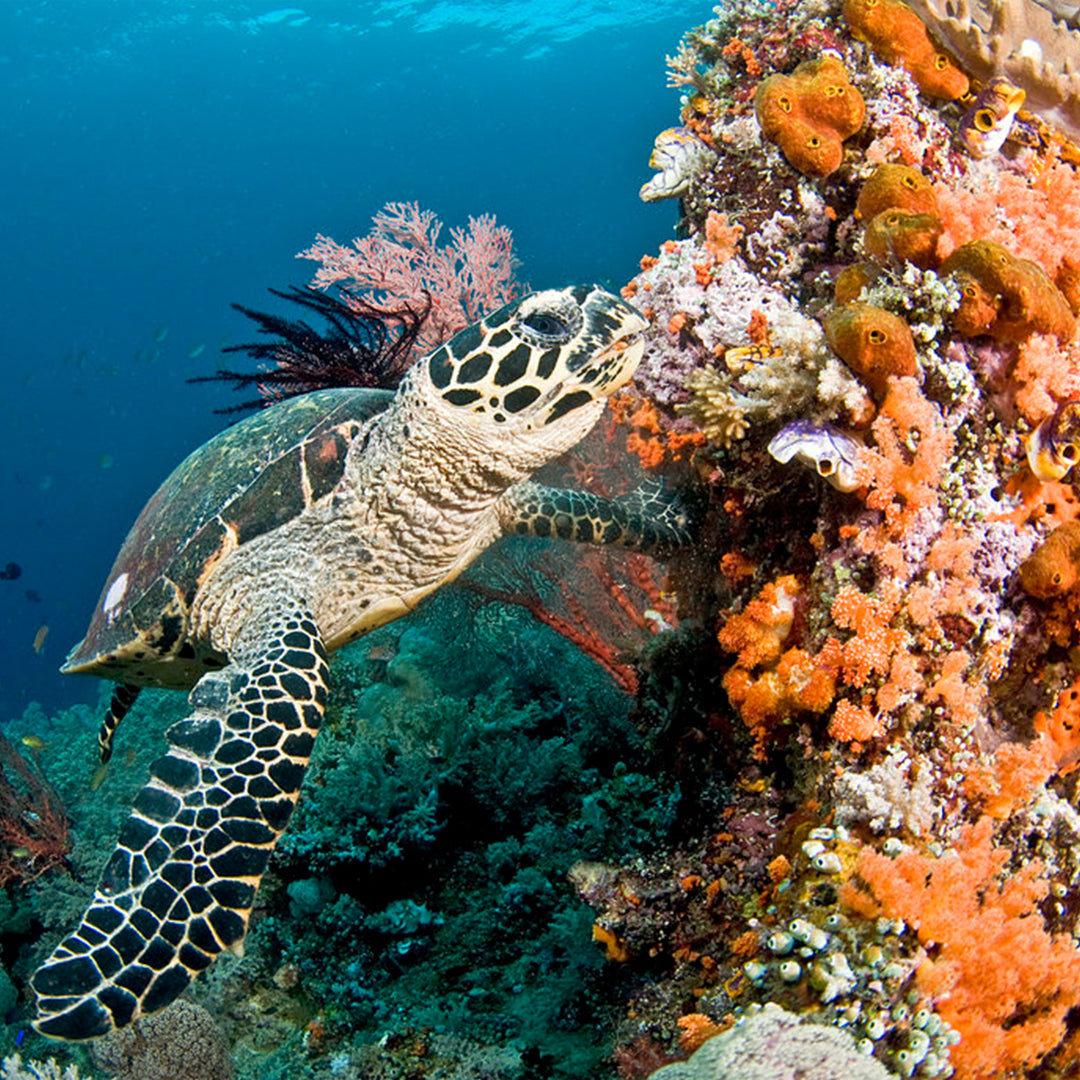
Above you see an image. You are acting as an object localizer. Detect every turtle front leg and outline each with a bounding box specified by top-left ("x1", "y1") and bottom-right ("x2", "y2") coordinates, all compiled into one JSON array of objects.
[
  {"x1": 497, "y1": 480, "x2": 698, "y2": 554},
  {"x1": 32, "y1": 604, "x2": 328, "y2": 1040}
]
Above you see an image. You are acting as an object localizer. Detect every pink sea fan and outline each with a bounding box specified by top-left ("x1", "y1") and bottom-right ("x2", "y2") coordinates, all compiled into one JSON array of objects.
[{"x1": 298, "y1": 201, "x2": 521, "y2": 358}]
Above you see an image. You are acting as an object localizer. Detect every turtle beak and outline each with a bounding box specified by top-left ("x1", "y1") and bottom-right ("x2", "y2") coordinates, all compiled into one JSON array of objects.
[{"x1": 594, "y1": 334, "x2": 645, "y2": 396}]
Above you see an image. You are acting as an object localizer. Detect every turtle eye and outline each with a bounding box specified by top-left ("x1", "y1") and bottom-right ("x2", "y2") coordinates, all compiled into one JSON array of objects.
[
  {"x1": 513, "y1": 292, "x2": 583, "y2": 347},
  {"x1": 523, "y1": 312, "x2": 569, "y2": 338}
]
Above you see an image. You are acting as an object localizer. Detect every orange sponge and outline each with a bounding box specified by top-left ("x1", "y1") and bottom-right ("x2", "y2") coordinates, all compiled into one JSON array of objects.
[
  {"x1": 856, "y1": 163, "x2": 940, "y2": 220},
  {"x1": 1020, "y1": 521, "x2": 1080, "y2": 598},
  {"x1": 823, "y1": 302, "x2": 918, "y2": 397},
  {"x1": 755, "y1": 57, "x2": 866, "y2": 178},
  {"x1": 834, "y1": 262, "x2": 882, "y2": 303},
  {"x1": 864, "y1": 209, "x2": 943, "y2": 269},
  {"x1": 941, "y1": 240, "x2": 1076, "y2": 344},
  {"x1": 843, "y1": 0, "x2": 969, "y2": 100}
]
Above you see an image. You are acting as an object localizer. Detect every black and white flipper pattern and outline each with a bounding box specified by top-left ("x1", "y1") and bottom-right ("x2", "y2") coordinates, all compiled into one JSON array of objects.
[{"x1": 33, "y1": 605, "x2": 327, "y2": 1039}]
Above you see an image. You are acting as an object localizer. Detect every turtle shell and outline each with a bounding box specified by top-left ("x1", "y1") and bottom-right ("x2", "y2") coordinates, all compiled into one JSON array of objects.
[{"x1": 65, "y1": 387, "x2": 394, "y2": 684}]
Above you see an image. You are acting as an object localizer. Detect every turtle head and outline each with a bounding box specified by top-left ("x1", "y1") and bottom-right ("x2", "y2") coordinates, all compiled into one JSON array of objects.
[{"x1": 421, "y1": 285, "x2": 647, "y2": 457}]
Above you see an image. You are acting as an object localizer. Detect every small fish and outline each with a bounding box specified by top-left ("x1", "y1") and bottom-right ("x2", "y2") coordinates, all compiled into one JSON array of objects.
[
  {"x1": 768, "y1": 420, "x2": 864, "y2": 492},
  {"x1": 14, "y1": 1028, "x2": 25, "y2": 1048},
  {"x1": 723, "y1": 343, "x2": 783, "y2": 374},
  {"x1": 0, "y1": 562, "x2": 21, "y2": 581},
  {"x1": 957, "y1": 77, "x2": 1026, "y2": 159},
  {"x1": 90, "y1": 762, "x2": 110, "y2": 791},
  {"x1": 1026, "y1": 400, "x2": 1080, "y2": 480},
  {"x1": 153, "y1": 325, "x2": 170, "y2": 343},
  {"x1": 187, "y1": 342, "x2": 207, "y2": 359},
  {"x1": 11, "y1": 847, "x2": 31, "y2": 859},
  {"x1": 21, "y1": 735, "x2": 46, "y2": 751},
  {"x1": 32, "y1": 625, "x2": 49, "y2": 654},
  {"x1": 25, "y1": 589, "x2": 41, "y2": 603},
  {"x1": 99, "y1": 453, "x2": 114, "y2": 469}
]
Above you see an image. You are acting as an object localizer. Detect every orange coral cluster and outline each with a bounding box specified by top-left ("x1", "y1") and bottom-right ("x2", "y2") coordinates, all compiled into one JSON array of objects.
[
  {"x1": 843, "y1": 817, "x2": 1080, "y2": 1079},
  {"x1": 842, "y1": 0, "x2": 968, "y2": 100},
  {"x1": 718, "y1": 576, "x2": 836, "y2": 756},
  {"x1": 609, "y1": 393, "x2": 706, "y2": 470},
  {"x1": 855, "y1": 377, "x2": 954, "y2": 556},
  {"x1": 754, "y1": 56, "x2": 865, "y2": 177}
]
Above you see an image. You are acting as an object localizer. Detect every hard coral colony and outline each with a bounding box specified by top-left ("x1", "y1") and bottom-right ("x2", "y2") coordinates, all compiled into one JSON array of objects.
[{"x1": 604, "y1": 0, "x2": 1080, "y2": 1077}]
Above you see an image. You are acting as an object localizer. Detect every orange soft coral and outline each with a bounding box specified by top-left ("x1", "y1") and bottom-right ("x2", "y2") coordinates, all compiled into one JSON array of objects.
[
  {"x1": 823, "y1": 302, "x2": 918, "y2": 398},
  {"x1": 1011, "y1": 334, "x2": 1080, "y2": 427},
  {"x1": 610, "y1": 393, "x2": 705, "y2": 470},
  {"x1": 717, "y1": 575, "x2": 800, "y2": 669},
  {"x1": 702, "y1": 210, "x2": 744, "y2": 264},
  {"x1": 719, "y1": 578, "x2": 837, "y2": 755},
  {"x1": 941, "y1": 240, "x2": 1076, "y2": 344},
  {"x1": 828, "y1": 698, "x2": 884, "y2": 741},
  {"x1": 855, "y1": 377, "x2": 954, "y2": 548},
  {"x1": 843, "y1": 0, "x2": 968, "y2": 100},
  {"x1": 843, "y1": 818, "x2": 1080, "y2": 1079},
  {"x1": 754, "y1": 57, "x2": 865, "y2": 178},
  {"x1": 830, "y1": 582, "x2": 905, "y2": 687},
  {"x1": 934, "y1": 162, "x2": 1080, "y2": 285},
  {"x1": 965, "y1": 678, "x2": 1080, "y2": 817}
]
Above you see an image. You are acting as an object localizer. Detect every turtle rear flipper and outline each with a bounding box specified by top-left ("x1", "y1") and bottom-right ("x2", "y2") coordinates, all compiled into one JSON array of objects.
[
  {"x1": 32, "y1": 604, "x2": 328, "y2": 1040},
  {"x1": 499, "y1": 478, "x2": 700, "y2": 554}
]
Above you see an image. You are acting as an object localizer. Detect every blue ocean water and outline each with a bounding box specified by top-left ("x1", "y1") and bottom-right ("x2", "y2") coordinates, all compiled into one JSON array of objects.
[{"x1": 0, "y1": 0, "x2": 694, "y2": 722}]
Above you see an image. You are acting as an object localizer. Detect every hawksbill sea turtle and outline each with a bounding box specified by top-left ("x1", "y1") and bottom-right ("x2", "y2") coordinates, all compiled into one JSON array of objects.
[{"x1": 32, "y1": 285, "x2": 693, "y2": 1040}]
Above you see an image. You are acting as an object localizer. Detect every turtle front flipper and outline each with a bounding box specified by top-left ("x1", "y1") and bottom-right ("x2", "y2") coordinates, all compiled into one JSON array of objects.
[
  {"x1": 32, "y1": 605, "x2": 328, "y2": 1040},
  {"x1": 498, "y1": 479, "x2": 699, "y2": 554}
]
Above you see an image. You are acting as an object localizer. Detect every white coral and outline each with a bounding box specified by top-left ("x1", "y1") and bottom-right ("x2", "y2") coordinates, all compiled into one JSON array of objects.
[
  {"x1": 646, "y1": 1003, "x2": 891, "y2": 1079},
  {"x1": 1, "y1": 1056, "x2": 86, "y2": 1080},
  {"x1": 833, "y1": 747, "x2": 938, "y2": 835}
]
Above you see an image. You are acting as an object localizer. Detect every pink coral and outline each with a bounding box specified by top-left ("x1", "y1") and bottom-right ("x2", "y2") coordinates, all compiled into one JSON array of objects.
[{"x1": 298, "y1": 201, "x2": 521, "y2": 359}]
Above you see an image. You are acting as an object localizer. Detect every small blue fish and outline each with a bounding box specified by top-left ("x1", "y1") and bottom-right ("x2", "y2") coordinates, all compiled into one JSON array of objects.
[
  {"x1": 768, "y1": 420, "x2": 863, "y2": 492},
  {"x1": 15, "y1": 1028, "x2": 25, "y2": 1047}
]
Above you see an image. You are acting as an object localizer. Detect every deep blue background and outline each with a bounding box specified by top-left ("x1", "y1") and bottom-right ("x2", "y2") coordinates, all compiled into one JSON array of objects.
[{"x1": 0, "y1": 1, "x2": 694, "y2": 721}]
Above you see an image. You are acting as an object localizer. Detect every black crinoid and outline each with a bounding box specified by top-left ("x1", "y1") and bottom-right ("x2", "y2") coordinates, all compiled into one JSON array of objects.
[{"x1": 195, "y1": 287, "x2": 430, "y2": 412}]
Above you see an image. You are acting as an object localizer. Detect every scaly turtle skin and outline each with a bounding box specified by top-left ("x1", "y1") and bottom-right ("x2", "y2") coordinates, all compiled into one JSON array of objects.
[{"x1": 32, "y1": 285, "x2": 692, "y2": 1040}]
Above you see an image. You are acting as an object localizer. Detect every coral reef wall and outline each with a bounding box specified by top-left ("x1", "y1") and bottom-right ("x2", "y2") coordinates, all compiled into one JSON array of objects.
[{"x1": 587, "y1": 1, "x2": 1080, "y2": 1078}]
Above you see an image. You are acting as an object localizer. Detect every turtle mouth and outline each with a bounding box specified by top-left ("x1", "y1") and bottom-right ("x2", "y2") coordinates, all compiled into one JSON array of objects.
[{"x1": 591, "y1": 330, "x2": 646, "y2": 396}]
